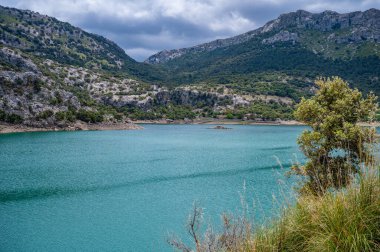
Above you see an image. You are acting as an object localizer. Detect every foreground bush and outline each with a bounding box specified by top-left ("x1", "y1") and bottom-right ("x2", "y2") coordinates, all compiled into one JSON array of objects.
[
  {"x1": 171, "y1": 167, "x2": 380, "y2": 251},
  {"x1": 254, "y1": 168, "x2": 380, "y2": 252}
]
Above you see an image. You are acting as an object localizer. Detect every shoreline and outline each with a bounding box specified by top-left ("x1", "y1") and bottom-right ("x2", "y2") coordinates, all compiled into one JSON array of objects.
[
  {"x1": 137, "y1": 119, "x2": 379, "y2": 127},
  {"x1": 1, "y1": 119, "x2": 379, "y2": 134},
  {"x1": 133, "y1": 119, "x2": 306, "y2": 126},
  {"x1": 0, "y1": 121, "x2": 142, "y2": 134}
]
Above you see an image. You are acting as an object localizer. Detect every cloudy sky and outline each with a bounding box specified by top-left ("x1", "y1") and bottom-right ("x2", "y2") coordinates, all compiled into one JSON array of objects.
[{"x1": 2, "y1": 0, "x2": 380, "y2": 61}]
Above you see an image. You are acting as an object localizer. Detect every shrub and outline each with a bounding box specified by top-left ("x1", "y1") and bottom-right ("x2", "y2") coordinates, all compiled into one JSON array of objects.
[
  {"x1": 76, "y1": 109, "x2": 103, "y2": 123},
  {"x1": 226, "y1": 113, "x2": 234, "y2": 119},
  {"x1": 0, "y1": 110, "x2": 6, "y2": 121},
  {"x1": 170, "y1": 167, "x2": 380, "y2": 252},
  {"x1": 55, "y1": 111, "x2": 76, "y2": 122},
  {"x1": 254, "y1": 168, "x2": 380, "y2": 251},
  {"x1": 0, "y1": 109, "x2": 23, "y2": 124},
  {"x1": 292, "y1": 77, "x2": 378, "y2": 195},
  {"x1": 33, "y1": 78, "x2": 43, "y2": 93},
  {"x1": 37, "y1": 110, "x2": 54, "y2": 120},
  {"x1": 2, "y1": 112, "x2": 23, "y2": 124}
]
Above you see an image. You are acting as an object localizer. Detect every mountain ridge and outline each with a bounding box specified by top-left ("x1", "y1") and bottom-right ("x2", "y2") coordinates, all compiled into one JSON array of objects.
[
  {"x1": 145, "y1": 8, "x2": 380, "y2": 64},
  {"x1": 0, "y1": 5, "x2": 165, "y2": 82}
]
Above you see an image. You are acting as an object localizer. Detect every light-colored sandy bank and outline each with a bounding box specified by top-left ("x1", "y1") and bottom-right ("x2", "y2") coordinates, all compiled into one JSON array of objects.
[
  {"x1": 133, "y1": 119, "x2": 305, "y2": 125},
  {"x1": 0, "y1": 121, "x2": 142, "y2": 134}
]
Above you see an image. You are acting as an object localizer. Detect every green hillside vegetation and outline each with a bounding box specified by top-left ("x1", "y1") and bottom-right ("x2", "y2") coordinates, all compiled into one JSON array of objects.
[
  {"x1": 0, "y1": 6, "x2": 165, "y2": 82},
  {"x1": 160, "y1": 40, "x2": 380, "y2": 96}
]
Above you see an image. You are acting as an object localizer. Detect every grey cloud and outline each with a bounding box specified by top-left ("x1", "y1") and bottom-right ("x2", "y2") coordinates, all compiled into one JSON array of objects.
[{"x1": 1, "y1": 0, "x2": 379, "y2": 61}]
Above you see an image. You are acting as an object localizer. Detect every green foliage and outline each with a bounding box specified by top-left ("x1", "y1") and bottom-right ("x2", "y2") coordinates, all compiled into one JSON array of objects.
[
  {"x1": 0, "y1": 5, "x2": 165, "y2": 83},
  {"x1": 226, "y1": 113, "x2": 234, "y2": 119},
  {"x1": 376, "y1": 109, "x2": 380, "y2": 121},
  {"x1": 254, "y1": 168, "x2": 380, "y2": 251},
  {"x1": 25, "y1": 76, "x2": 44, "y2": 93},
  {"x1": 65, "y1": 86, "x2": 96, "y2": 106},
  {"x1": 0, "y1": 109, "x2": 23, "y2": 124},
  {"x1": 49, "y1": 91, "x2": 63, "y2": 105},
  {"x1": 292, "y1": 77, "x2": 378, "y2": 194},
  {"x1": 171, "y1": 166, "x2": 380, "y2": 252},
  {"x1": 36, "y1": 110, "x2": 54, "y2": 120},
  {"x1": 55, "y1": 110, "x2": 76, "y2": 122},
  {"x1": 76, "y1": 109, "x2": 103, "y2": 123},
  {"x1": 0, "y1": 110, "x2": 5, "y2": 121},
  {"x1": 124, "y1": 104, "x2": 196, "y2": 120},
  {"x1": 159, "y1": 39, "x2": 380, "y2": 97},
  {"x1": 228, "y1": 101, "x2": 294, "y2": 120}
]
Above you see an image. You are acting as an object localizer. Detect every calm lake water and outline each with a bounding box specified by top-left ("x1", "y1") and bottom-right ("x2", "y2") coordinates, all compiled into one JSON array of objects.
[{"x1": 0, "y1": 124, "x2": 306, "y2": 251}]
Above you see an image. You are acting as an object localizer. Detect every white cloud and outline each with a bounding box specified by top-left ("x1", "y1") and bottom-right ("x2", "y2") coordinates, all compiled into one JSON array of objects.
[{"x1": 1, "y1": 0, "x2": 379, "y2": 61}]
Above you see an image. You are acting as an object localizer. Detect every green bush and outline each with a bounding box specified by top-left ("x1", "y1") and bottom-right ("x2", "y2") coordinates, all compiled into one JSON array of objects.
[
  {"x1": 226, "y1": 101, "x2": 294, "y2": 121},
  {"x1": 37, "y1": 110, "x2": 54, "y2": 120},
  {"x1": 226, "y1": 113, "x2": 234, "y2": 119},
  {"x1": 5, "y1": 114, "x2": 24, "y2": 124},
  {"x1": 76, "y1": 109, "x2": 103, "y2": 123},
  {"x1": 0, "y1": 110, "x2": 24, "y2": 124},
  {"x1": 293, "y1": 77, "x2": 377, "y2": 195},
  {"x1": 33, "y1": 80, "x2": 42, "y2": 92},
  {"x1": 0, "y1": 110, "x2": 6, "y2": 121},
  {"x1": 55, "y1": 111, "x2": 76, "y2": 122},
  {"x1": 125, "y1": 104, "x2": 196, "y2": 120},
  {"x1": 254, "y1": 169, "x2": 380, "y2": 251}
]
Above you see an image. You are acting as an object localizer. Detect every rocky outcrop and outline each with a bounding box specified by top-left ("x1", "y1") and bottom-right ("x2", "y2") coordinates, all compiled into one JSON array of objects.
[
  {"x1": 0, "y1": 47, "x2": 39, "y2": 72},
  {"x1": 268, "y1": 9, "x2": 380, "y2": 33},
  {"x1": 102, "y1": 88, "x2": 233, "y2": 109},
  {"x1": 262, "y1": 31, "x2": 298, "y2": 44}
]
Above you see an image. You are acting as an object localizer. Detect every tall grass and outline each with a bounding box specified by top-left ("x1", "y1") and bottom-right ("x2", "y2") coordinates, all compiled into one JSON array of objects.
[
  {"x1": 254, "y1": 167, "x2": 380, "y2": 251},
  {"x1": 170, "y1": 166, "x2": 380, "y2": 251}
]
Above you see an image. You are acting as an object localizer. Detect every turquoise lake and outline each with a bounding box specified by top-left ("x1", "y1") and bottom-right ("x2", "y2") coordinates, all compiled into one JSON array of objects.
[{"x1": 0, "y1": 124, "x2": 306, "y2": 251}]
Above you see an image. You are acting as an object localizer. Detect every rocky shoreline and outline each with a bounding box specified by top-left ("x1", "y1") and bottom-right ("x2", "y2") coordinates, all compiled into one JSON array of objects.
[
  {"x1": 0, "y1": 121, "x2": 142, "y2": 134},
  {"x1": 133, "y1": 119, "x2": 305, "y2": 125},
  {"x1": 1, "y1": 119, "x2": 378, "y2": 134},
  {"x1": 134, "y1": 119, "x2": 380, "y2": 127}
]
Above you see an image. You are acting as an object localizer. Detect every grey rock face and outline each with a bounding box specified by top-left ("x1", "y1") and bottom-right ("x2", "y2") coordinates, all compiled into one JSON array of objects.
[
  {"x1": 102, "y1": 88, "x2": 234, "y2": 109},
  {"x1": 262, "y1": 31, "x2": 299, "y2": 44}
]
